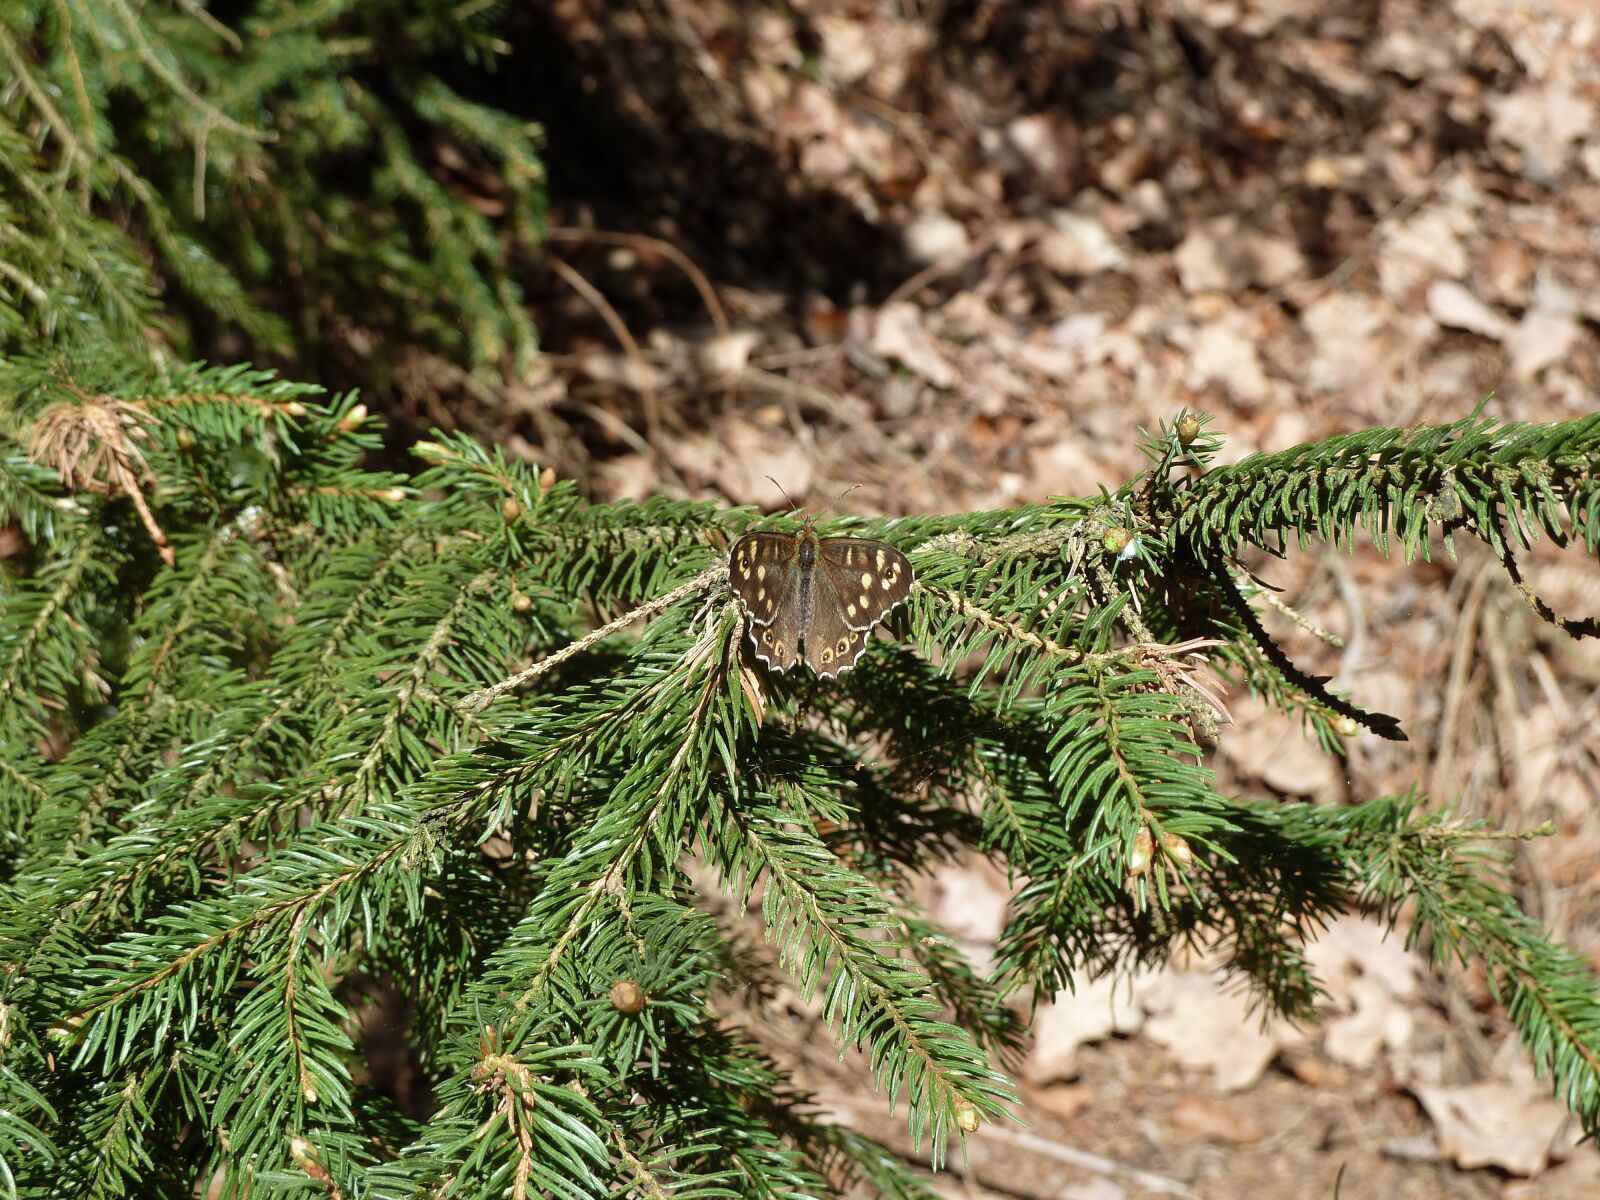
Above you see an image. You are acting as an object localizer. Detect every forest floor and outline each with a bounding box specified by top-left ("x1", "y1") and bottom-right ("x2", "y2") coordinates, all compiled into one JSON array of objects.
[{"x1": 454, "y1": 2, "x2": 1600, "y2": 1196}]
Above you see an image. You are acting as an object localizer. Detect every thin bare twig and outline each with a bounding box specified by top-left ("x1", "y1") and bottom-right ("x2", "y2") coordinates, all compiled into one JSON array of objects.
[
  {"x1": 1246, "y1": 573, "x2": 1346, "y2": 649},
  {"x1": 458, "y1": 565, "x2": 727, "y2": 713},
  {"x1": 546, "y1": 253, "x2": 662, "y2": 447},
  {"x1": 883, "y1": 224, "x2": 1005, "y2": 310},
  {"x1": 915, "y1": 581, "x2": 1083, "y2": 663},
  {"x1": 817, "y1": 1091, "x2": 1204, "y2": 1199},
  {"x1": 545, "y1": 226, "x2": 733, "y2": 354},
  {"x1": 1430, "y1": 562, "x2": 1492, "y2": 803}
]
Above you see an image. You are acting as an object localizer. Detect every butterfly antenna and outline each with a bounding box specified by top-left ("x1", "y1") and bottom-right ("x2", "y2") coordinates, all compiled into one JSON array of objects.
[
  {"x1": 818, "y1": 484, "x2": 861, "y2": 522},
  {"x1": 765, "y1": 476, "x2": 801, "y2": 514}
]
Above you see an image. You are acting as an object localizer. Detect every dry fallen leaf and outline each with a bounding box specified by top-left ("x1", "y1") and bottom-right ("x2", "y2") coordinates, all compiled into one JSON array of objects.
[
  {"x1": 1186, "y1": 313, "x2": 1271, "y2": 404},
  {"x1": 1412, "y1": 1080, "x2": 1577, "y2": 1176},
  {"x1": 1026, "y1": 1081, "x2": 1091, "y2": 1121},
  {"x1": 698, "y1": 330, "x2": 762, "y2": 377},
  {"x1": 903, "y1": 211, "x2": 971, "y2": 266},
  {"x1": 1026, "y1": 971, "x2": 1154, "y2": 1082},
  {"x1": 1169, "y1": 1094, "x2": 1268, "y2": 1145},
  {"x1": 1426, "y1": 279, "x2": 1508, "y2": 339},
  {"x1": 870, "y1": 302, "x2": 958, "y2": 388},
  {"x1": 1489, "y1": 86, "x2": 1598, "y2": 182},
  {"x1": 1141, "y1": 972, "x2": 1294, "y2": 1092},
  {"x1": 1506, "y1": 308, "x2": 1580, "y2": 381},
  {"x1": 1304, "y1": 913, "x2": 1422, "y2": 1005},
  {"x1": 1379, "y1": 207, "x2": 1469, "y2": 301},
  {"x1": 1219, "y1": 697, "x2": 1340, "y2": 799},
  {"x1": 927, "y1": 859, "x2": 1010, "y2": 945},
  {"x1": 1323, "y1": 975, "x2": 1416, "y2": 1070}
]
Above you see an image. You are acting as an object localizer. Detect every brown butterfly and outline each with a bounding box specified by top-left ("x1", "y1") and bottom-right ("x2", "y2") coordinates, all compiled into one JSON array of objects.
[{"x1": 729, "y1": 518, "x2": 914, "y2": 677}]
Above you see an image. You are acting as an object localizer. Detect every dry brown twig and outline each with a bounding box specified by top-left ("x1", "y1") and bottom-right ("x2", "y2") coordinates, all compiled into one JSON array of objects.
[
  {"x1": 546, "y1": 227, "x2": 732, "y2": 350},
  {"x1": 817, "y1": 1090, "x2": 1204, "y2": 1200},
  {"x1": 882, "y1": 223, "x2": 1007, "y2": 310},
  {"x1": 546, "y1": 225, "x2": 738, "y2": 405},
  {"x1": 545, "y1": 253, "x2": 663, "y2": 448},
  {"x1": 28, "y1": 395, "x2": 174, "y2": 566},
  {"x1": 457, "y1": 564, "x2": 728, "y2": 714}
]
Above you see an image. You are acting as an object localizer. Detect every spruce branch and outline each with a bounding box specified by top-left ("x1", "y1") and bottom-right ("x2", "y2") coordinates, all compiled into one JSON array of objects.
[
  {"x1": 98, "y1": 0, "x2": 275, "y2": 143},
  {"x1": 6, "y1": 396, "x2": 1600, "y2": 1190},
  {"x1": 915, "y1": 580, "x2": 1085, "y2": 663},
  {"x1": 459, "y1": 564, "x2": 727, "y2": 713},
  {"x1": 1213, "y1": 560, "x2": 1405, "y2": 741}
]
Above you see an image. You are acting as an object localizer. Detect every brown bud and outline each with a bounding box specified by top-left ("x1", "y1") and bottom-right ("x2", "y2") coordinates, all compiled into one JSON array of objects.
[
  {"x1": 501, "y1": 497, "x2": 522, "y2": 522},
  {"x1": 511, "y1": 590, "x2": 533, "y2": 613},
  {"x1": 1335, "y1": 715, "x2": 1359, "y2": 737},
  {"x1": 1129, "y1": 828, "x2": 1154, "y2": 875},
  {"x1": 337, "y1": 403, "x2": 368, "y2": 432},
  {"x1": 1163, "y1": 832, "x2": 1193, "y2": 867},
  {"x1": 1102, "y1": 526, "x2": 1132, "y2": 556},
  {"x1": 175, "y1": 427, "x2": 196, "y2": 451},
  {"x1": 609, "y1": 979, "x2": 646, "y2": 1014},
  {"x1": 1176, "y1": 412, "x2": 1201, "y2": 446},
  {"x1": 954, "y1": 1100, "x2": 980, "y2": 1133}
]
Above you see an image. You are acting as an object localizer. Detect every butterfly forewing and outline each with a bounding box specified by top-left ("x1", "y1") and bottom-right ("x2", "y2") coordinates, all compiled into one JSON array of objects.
[{"x1": 730, "y1": 532, "x2": 794, "y2": 626}]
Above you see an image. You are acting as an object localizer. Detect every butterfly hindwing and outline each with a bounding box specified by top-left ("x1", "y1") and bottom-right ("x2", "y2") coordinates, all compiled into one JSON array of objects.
[
  {"x1": 752, "y1": 598, "x2": 805, "y2": 672},
  {"x1": 801, "y1": 596, "x2": 868, "y2": 678}
]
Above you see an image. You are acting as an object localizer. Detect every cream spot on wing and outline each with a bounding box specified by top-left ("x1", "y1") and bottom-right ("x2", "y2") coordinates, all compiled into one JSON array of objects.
[
  {"x1": 757, "y1": 564, "x2": 766, "y2": 581},
  {"x1": 846, "y1": 602, "x2": 857, "y2": 619},
  {"x1": 859, "y1": 593, "x2": 872, "y2": 610},
  {"x1": 876, "y1": 549, "x2": 886, "y2": 568},
  {"x1": 757, "y1": 587, "x2": 766, "y2": 601},
  {"x1": 881, "y1": 576, "x2": 894, "y2": 590},
  {"x1": 860, "y1": 572, "x2": 872, "y2": 588},
  {"x1": 820, "y1": 647, "x2": 833, "y2": 664}
]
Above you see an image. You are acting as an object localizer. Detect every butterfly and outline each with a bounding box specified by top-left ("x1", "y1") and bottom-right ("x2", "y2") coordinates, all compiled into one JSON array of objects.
[{"x1": 729, "y1": 518, "x2": 914, "y2": 678}]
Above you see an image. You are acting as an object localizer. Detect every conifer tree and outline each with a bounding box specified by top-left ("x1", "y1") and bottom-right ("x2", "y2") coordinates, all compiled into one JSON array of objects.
[
  {"x1": 5, "y1": 3, "x2": 1600, "y2": 1197},
  {"x1": 4, "y1": 367, "x2": 1600, "y2": 1194}
]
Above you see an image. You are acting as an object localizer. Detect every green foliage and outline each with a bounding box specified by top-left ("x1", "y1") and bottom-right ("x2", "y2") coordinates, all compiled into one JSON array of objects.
[
  {"x1": 3, "y1": 7, "x2": 1597, "y2": 1190},
  {"x1": 3, "y1": 370, "x2": 1600, "y2": 1197},
  {"x1": 0, "y1": 0, "x2": 544, "y2": 374}
]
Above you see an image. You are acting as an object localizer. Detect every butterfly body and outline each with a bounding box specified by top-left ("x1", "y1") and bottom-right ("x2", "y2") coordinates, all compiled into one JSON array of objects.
[{"x1": 729, "y1": 520, "x2": 913, "y2": 678}]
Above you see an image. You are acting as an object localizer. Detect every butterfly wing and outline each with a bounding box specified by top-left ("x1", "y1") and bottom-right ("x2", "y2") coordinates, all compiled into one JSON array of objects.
[
  {"x1": 730, "y1": 532, "x2": 791, "y2": 626},
  {"x1": 815, "y1": 538, "x2": 913, "y2": 630},
  {"x1": 803, "y1": 537, "x2": 914, "y2": 677},
  {"x1": 730, "y1": 532, "x2": 804, "y2": 672},
  {"x1": 801, "y1": 598, "x2": 868, "y2": 678}
]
